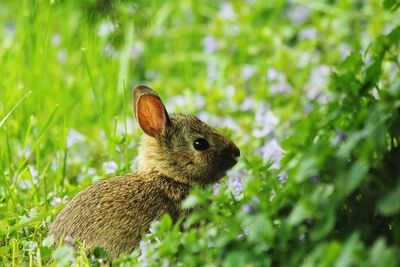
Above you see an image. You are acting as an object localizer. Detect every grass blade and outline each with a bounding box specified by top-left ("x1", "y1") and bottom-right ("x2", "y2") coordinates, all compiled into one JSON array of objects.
[{"x1": 0, "y1": 90, "x2": 32, "y2": 128}]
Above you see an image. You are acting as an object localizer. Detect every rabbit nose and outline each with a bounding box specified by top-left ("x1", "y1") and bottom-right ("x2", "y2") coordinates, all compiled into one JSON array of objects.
[
  {"x1": 232, "y1": 144, "x2": 240, "y2": 158},
  {"x1": 223, "y1": 143, "x2": 240, "y2": 158}
]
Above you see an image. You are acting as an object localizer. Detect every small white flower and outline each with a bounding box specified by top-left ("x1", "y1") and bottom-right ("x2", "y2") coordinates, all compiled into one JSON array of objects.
[
  {"x1": 51, "y1": 34, "x2": 61, "y2": 46},
  {"x1": 28, "y1": 241, "x2": 38, "y2": 250},
  {"x1": 240, "y1": 97, "x2": 255, "y2": 112},
  {"x1": 226, "y1": 170, "x2": 246, "y2": 198},
  {"x1": 206, "y1": 58, "x2": 218, "y2": 82},
  {"x1": 278, "y1": 171, "x2": 287, "y2": 182},
  {"x1": 98, "y1": 21, "x2": 115, "y2": 36},
  {"x1": 253, "y1": 104, "x2": 279, "y2": 138},
  {"x1": 202, "y1": 36, "x2": 218, "y2": 54},
  {"x1": 219, "y1": 2, "x2": 236, "y2": 20},
  {"x1": 299, "y1": 27, "x2": 317, "y2": 40},
  {"x1": 64, "y1": 235, "x2": 74, "y2": 243},
  {"x1": 50, "y1": 197, "x2": 62, "y2": 207},
  {"x1": 130, "y1": 42, "x2": 144, "y2": 58},
  {"x1": 57, "y1": 50, "x2": 68, "y2": 64},
  {"x1": 241, "y1": 64, "x2": 255, "y2": 80},
  {"x1": 287, "y1": 6, "x2": 309, "y2": 24},
  {"x1": 103, "y1": 161, "x2": 118, "y2": 174},
  {"x1": 255, "y1": 138, "x2": 284, "y2": 169},
  {"x1": 338, "y1": 43, "x2": 351, "y2": 59},
  {"x1": 194, "y1": 94, "x2": 205, "y2": 108},
  {"x1": 66, "y1": 129, "x2": 85, "y2": 148},
  {"x1": 267, "y1": 68, "x2": 280, "y2": 81}
]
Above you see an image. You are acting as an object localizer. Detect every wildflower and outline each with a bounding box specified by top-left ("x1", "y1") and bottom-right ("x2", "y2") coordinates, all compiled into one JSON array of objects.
[
  {"x1": 240, "y1": 97, "x2": 255, "y2": 112},
  {"x1": 287, "y1": 6, "x2": 310, "y2": 24},
  {"x1": 305, "y1": 65, "x2": 331, "y2": 104},
  {"x1": 253, "y1": 104, "x2": 279, "y2": 138},
  {"x1": 202, "y1": 36, "x2": 218, "y2": 54},
  {"x1": 50, "y1": 197, "x2": 62, "y2": 207},
  {"x1": 28, "y1": 241, "x2": 38, "y2": 250},
  {"x1": 17, "y1": 165, "x2": 38, "y2": 190},
  {"x1": 194, "y1": 94, "x2": 205, "y2": 108},
  {"x1": 66, "y1": 129, "x2": 85, "y2": 148},
  {"x1": 226, "y1": 169, "x2": 246, "y2": 198},
  {"x1": 57, "y1": 50, "x2": 68, "y2": 64},
  {"x1": 206, "y1": 58, "x2": 218, "y2": 82},
  {"x1": 338, "y1": 43, "x2": 351, "y2": 59},
  {"x1": 98, "y1": 21, "x2": 115, "y2": 36},
  {"x1": 332, "y1": 130, "x2": 348, "y2": 146},
  {"x1": 130, "y1": 42, "x2": 144, "y2": 58},
  {"x1": 64, "y1": 235, "x2": 74, "y2": 243},
  {"x1": 241, "y1": 64, "x2": 255, "y2": 80},
  {"x1": 255, "y1": 138, "x2": 284, "y2": 169},
  {"x1": 51, "y1": 34, "x2": 61, "y2": 46},
  {"x1": 243, "y1": 204, "x2": 256, "y2": 214},
  {"x1": 219, "y1": 2, "x2": 236, "y2": 20},
  {"x1": 299, "y1": 27, "x2": 317, "y2": 40},
  {"x1": 103, "y1": 161, "x2": 118, "y2": 174},
  {"x1": 310, "y1": 175, "x2": 318, "y2": 184},
  {"x1": 278, "y1": 171, "x2": 287, "y2": 182}
]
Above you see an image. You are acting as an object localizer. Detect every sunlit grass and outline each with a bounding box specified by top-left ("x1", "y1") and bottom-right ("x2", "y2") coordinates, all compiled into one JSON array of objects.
[{"x1": 1, "y1": 0, "x2": 399, "y2": 265}]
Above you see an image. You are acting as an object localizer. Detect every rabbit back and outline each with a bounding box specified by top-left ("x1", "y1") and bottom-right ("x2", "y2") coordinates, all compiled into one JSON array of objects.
[{"x1": 49, "y1": 172, "x2": 190, "y2": 259}]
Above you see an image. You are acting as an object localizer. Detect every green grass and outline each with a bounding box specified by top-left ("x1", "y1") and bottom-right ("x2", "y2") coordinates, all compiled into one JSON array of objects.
[{"x1": 1, "y1": 0, "x2": 400, "y2": 266}]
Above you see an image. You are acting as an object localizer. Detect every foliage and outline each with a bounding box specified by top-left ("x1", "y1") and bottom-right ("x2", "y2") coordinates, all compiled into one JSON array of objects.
[{"x1": 0, "y1": 0, "x2": 399, "y2": 266}]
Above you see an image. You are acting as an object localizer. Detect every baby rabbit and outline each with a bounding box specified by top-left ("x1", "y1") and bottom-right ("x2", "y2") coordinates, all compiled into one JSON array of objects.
[{"x1": 49, "y1": 85, "x2": 240, "y2": 260}]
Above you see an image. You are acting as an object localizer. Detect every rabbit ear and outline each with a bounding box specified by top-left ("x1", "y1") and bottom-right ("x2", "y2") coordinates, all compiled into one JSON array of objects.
[{"x1": 133, "y1": 85, "x2": 170, "y2": 137}]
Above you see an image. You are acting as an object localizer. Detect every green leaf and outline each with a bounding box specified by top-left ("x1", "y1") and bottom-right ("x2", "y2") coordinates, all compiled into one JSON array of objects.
[
  {"x1": 383, "y1": 0, "x2": 400, "y2": 11},
  {"x1": 42, "y1": 235, "x2": 54, "y2": 247},
  {"x1": 346, "y1": 160, "x2": 369, "y2": 193},
  {"x1": 52, "y1": 246, "x2": 74, "y2": 267},
  {"x1": 378, "y1": 184, "x2": 400, "y2": 215}
]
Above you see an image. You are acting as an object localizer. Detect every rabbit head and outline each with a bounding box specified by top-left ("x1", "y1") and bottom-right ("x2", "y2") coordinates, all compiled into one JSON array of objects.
[{"x1": 133, "y1": 85, "x2": 240, "y2": 186}]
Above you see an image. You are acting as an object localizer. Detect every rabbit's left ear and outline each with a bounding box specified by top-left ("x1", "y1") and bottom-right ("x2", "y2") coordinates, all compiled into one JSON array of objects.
[{"x1": 133, "y1": 85, "x2": 170, "y2": 137}]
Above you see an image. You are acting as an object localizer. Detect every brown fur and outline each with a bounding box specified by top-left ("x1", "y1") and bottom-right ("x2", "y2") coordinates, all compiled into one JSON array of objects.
[{"x1": 48, "y1": 85, "x2": 240, "y2": 260}]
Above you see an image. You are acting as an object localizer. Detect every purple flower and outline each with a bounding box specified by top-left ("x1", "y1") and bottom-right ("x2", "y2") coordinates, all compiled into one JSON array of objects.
[
  {"x1": 240, "y1": 97, "x2": 255, "y2": 112},
  {"x1": 64, "y1": 235, "x2": 74, "y2": 243},
  {"x1": 338, "y1": 43, "x2": 351, "y2": 59},
  {"x1": 66, "y1": 129, "x2": 85, "y2": 148},
  {"x1": 278, "y1": 171, "x2": 287, "y2": 182},
  {"x1": 130, "y1": 42, "x2": 144, "y2": 58},
  {"x1": 267, "y1": 68, "x2": 280, "y2": 81},
  {"x1": 253, "y1": 104, "x2": 279, "y2": 138},
  {"x1": 241, "y1": 64, "x2": 255, "y2": 80},
  {"x1": 332, "y1": 130, "x2": 348, "y2": 146},
  {"x1": 51, "y1": 34, "x2": 61, "y2": 46},
  {"x1": 28, "y1": 241, "x2": 38, "y2": 250},
  {"x1": 57, "y1": 50, "x2": 68, "y2": 64},
  {"x1": 50, "y1": 197, "x2": 62, "y2": 207},
  {"x1": 255, "y1": 138, "x2": 284, "y2": 169},
  {"x1": 206, "y1": 58, "x2": 218, "y2": 82},
  {"x1": 226, "y1": 169, "x2": 246, "y2": 198},
  {"x1": 299, "y1": 27, "x2": 317, "y2": 40},
  {"x1": 202, "y1": 36, "x2": 218, "y2": 54},
  {"x1": 287, "y1": 6, "x2": 310, "y2": 24},
  {"x1": 5, "y1": 23, "x2": 16, "y2": 37},
  {"x1": 219, "y1": 2, "x2": 236, "y2": 20},
  {"x1": 310, "y1": 175, "x2": 318, "y2": 184},
  {"x1": 306, "y1": 65, "x2": 331, "y2": 104},
  {"x1": 98, "y1": 21, "x2": 115, "y2": 36},
  {"x1": 243, "y1": 204, "x2": 256, "y2": 214},
  {"x1": 103, "y1": 161, "x2": 118, "y2": 174},
  {"x1": 17, "y1": 165, "x2": 39, "y2": 190}
]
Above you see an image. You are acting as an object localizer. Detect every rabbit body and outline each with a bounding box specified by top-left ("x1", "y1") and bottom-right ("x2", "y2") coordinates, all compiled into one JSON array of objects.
[
  {"x1": 49, "y1": 171, "x2": 189, "y2": 260},
  {"x1": 49, "y1": 85, "x2": 240, "y2": 260}
]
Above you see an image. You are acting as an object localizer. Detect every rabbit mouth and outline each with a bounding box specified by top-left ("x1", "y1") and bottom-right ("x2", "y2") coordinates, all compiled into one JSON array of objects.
[{"x1": 220, "y1": 156, "x2": 238, "y2": 170}]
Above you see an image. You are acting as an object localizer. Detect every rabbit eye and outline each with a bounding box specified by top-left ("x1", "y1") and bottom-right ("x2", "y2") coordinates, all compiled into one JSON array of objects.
[{"x1": 193, "y1": 138, "x2": 210, "y2": 151}]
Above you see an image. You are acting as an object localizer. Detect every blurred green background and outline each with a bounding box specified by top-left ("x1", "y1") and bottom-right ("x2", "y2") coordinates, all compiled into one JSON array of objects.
[{"x1": 1, "y1": 0, "x2": 399, "y2": 266}]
